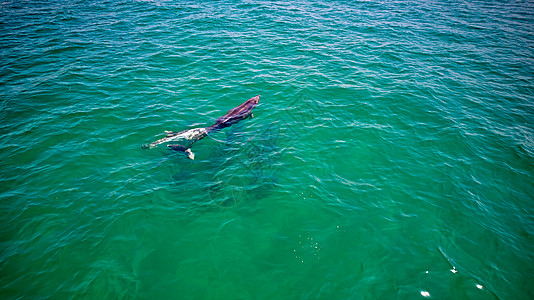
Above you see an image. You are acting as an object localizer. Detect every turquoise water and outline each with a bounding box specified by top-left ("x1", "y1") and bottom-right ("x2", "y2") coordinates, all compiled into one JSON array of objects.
[{"x1": 1, "y1": 0, "x2": 533, "y2": 298}]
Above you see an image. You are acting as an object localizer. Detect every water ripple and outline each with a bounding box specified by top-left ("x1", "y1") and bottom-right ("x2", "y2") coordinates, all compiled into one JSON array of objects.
[{"x1": 1, "y1": 0, "x2": 533, "y2": 298}]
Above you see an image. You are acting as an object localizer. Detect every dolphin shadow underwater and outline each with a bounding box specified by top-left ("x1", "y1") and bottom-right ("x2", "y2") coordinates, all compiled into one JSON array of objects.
[
  {"x1": 206, "y1": 124, "x2": 281, "y2": 207},
  {"x1": 142, "y1": 95, "x2": 260, "y2": 159}
]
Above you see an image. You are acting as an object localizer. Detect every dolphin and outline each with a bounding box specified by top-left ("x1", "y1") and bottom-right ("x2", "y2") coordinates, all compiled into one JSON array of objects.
[
  {"x1": 143, "y1": 127, "x2": 208, "y2": 150},
  {"x1": 143, "y1": 95, "x2": 260, "y2": 159},
  {"x1": 209, "y1": 95, "x2": 260, "y2": 130}
]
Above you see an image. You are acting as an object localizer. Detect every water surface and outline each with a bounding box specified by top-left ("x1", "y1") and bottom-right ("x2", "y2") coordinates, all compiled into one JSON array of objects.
[{"x1": 1, "y1": 0, "x2": 533, "y2": 299}]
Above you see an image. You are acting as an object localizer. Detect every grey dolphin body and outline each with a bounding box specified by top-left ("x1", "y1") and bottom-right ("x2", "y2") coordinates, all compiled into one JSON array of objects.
[
  {"x1": 209, "y1": 95, "x2": 260, "y2": 130},
  {"x1": 144, "y1": 95, "x2": 260, "y2": 159}
]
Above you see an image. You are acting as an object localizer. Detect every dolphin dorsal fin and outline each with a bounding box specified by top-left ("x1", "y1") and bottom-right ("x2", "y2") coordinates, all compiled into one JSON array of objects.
[{"x1": 165, "y1": 131, "x2": 178, "y2": 137}]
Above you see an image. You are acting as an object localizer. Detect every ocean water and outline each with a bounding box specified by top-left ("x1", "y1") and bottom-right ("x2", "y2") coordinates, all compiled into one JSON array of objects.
[{"x1": 1, "y1": 0, "x2": 533, "y2": 299}]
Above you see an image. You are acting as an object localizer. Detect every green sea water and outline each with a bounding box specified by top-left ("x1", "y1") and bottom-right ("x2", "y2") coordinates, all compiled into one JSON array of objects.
[{"x1": 1, "y1": 0, "x2": 533, "y2": 299}]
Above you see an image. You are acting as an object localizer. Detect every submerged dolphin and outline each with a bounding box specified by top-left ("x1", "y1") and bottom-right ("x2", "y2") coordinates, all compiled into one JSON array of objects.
[{"x1": 143, "y1": 95, "x2": 260, "y2": 159}]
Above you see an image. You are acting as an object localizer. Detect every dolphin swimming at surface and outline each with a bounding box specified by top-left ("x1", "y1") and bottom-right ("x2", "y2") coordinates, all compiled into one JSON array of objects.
[{"x1": 143, "y1": 95, "x2": 260, "y2": 159}]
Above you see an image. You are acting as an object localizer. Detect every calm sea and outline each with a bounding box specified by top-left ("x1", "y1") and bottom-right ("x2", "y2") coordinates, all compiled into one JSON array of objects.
[{"x1": 1, "y1": 0, "x2": 533, "y2": 299}]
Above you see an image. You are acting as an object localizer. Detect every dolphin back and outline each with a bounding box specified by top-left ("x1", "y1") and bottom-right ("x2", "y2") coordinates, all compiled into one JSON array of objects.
[{"x1": 214, "y1": 95, "x2": 260, "y2": 128}]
